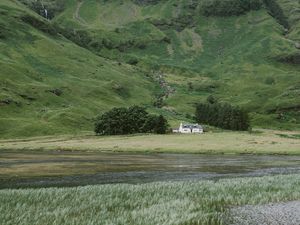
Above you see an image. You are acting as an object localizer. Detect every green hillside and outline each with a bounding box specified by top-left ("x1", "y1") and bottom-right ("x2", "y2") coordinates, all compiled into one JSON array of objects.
[
  {"x1": 0, "y1": 0, "x2": 158, "y2": 138},
  {"x1": 1, "y1": 0, "x2": 300, "y2": 138}
]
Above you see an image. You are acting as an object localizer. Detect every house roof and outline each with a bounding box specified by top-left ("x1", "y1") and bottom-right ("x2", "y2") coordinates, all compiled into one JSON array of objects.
[{"x1": 182, "y1": 124, "x2": 203, "y2": 129}]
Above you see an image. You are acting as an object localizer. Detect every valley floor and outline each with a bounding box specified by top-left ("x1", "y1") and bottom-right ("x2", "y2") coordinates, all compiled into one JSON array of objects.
[
  {"x1": 1, "y1": 130, "x2": 299, "y2": 225},
  {"x1": 0, "y1": 129, "x2": 300, "y2": 155}
]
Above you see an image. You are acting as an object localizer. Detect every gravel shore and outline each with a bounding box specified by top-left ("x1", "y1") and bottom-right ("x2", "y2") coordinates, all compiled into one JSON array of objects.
[{"x1": 229, "y1": 201, "x2": 300, "y2": 225}]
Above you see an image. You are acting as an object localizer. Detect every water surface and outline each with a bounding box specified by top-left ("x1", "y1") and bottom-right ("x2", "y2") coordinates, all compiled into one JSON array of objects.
[{"x1": 0, "y1": 151, "x2": 299, "y2": 189}]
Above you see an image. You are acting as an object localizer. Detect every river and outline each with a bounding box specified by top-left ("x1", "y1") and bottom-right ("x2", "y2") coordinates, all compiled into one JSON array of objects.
[{"x1": 0, "y1": 150, "x2": 299, "y2": 189}]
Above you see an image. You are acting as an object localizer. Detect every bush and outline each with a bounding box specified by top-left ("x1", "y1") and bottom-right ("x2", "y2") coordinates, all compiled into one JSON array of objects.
[
  {"x1": 195, "y1": 98, "x2": 250, "y2": 131},
  {"x1": 133, "y1": 0, "x2": 161, "y2": 5},
  {"x1": 263, "y1": 0, "x2": 289, "y2": 29},
  {"x1": 265, "y1": 77, "x2": 275, "y2": 85},
  {"x1": 126, "y1": 58, "x2": 139, "y2": 65},
  {"x1": 201, "y1": 0, "x2": 262, "y2": 17},
  {"x1": 21, "y1": 15, "x2": 58, "y2": 35},
  {"x1": 94, "y1": 106, "x2": 168, "y2": 135}
]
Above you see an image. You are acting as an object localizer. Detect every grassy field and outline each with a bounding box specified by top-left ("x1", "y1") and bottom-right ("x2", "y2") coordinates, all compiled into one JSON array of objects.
[
  {"x1": 0, "y1": 174, "x2": 300, "y2": 225},
  {"x1": 1, "y1": 129, "x2": 300, "y2": 155}
]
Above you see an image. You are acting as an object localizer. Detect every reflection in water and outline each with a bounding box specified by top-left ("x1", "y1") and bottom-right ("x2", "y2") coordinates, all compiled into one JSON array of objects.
[{"x1": 0, "y1": 151, "x2": 299, "y2": 189}]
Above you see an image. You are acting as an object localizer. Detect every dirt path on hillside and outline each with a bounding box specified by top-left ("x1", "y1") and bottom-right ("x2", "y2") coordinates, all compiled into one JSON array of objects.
[{"x1": 73, "y1": 1, "x2": 87, "y2": 25}]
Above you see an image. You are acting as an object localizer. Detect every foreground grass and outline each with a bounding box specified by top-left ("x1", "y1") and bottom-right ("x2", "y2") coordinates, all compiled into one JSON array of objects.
[
  {"x1": 0, "y1": 174, "x2": 300, "y2": 225},
  {"x1": 0, "y1": 130, "x2": 300, "y2": 155}
]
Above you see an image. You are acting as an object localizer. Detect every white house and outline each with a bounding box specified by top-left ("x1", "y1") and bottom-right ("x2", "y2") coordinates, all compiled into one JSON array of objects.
[{"x1": 173, "y1": 123, "x2": 204, "y2": 134}]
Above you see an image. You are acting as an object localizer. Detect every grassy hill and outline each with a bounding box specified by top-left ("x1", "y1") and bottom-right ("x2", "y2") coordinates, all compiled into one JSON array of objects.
[
  {"x1": 0, "y1": 0, "x2": 159, "y2": 138},
  {"x1": 0, "y1": 0, "x2": 300, "y2": 138}
]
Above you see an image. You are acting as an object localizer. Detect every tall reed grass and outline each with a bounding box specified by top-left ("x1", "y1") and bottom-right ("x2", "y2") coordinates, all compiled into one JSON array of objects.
[{"x1": 1, "y1": 174, "x2": 300, "y2": 225}]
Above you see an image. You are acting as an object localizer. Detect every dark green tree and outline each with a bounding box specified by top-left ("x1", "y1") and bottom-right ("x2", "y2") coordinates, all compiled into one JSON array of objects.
[
  {"x1": 127, "y1": 106, "x2": 149, "y2": 133},
  {"x1": 195, "y1": 102, "x2": 250, "y2": 131},
  {"x1": 94, "y1": 106, "x2": 169, "y2": 135},
  {"x1": 153, "y1": 115, "x2": 168, "y2": 134}
]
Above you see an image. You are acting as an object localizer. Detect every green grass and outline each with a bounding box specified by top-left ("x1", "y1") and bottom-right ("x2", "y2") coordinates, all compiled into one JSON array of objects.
[
  {"x1": 0, "y1": 0, "x2": 299, "y2": 138},
  {"x1": 276, "y1": 133, "x2": 300, "y2": 139},
  {"x1": 0, "y1": 0, "x2": 159, "y2": 138},
  {"x1": 276, "y1": 0, "x2": 300, "y2": 41},
  {"x1": 1, "y1": 174, "x2": 300, "y2": 225},
  {"x1": 1, "y1": 130, "x2": 300, "y2": 155}
]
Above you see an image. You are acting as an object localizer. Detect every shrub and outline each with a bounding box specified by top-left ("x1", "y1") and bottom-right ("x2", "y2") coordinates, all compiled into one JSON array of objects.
[
  {"x1": 111, "y1": 83, "x2": 130, "y2": 98},
  {"x1": 201, "y1": 0, "x2": 262, "y2": 17},
  {"x1": 94, "y1": 106, "x2": 168, "y2": 135},
  {"x1": 0, "y1": 19, "x2": 10, "y2": 39},
  {"x1": 263, "y1": 0, "x2": 289, "y2": 29},
  {"x1": 21, "y1": 15, "x2": 58, "y2": 35},
  {"x1": 126, "y1": 58, "x2": 139, "y2": 65},
  {"x1": 265, "y1": 77, "x2": 275, "y2": 85},
  {"x1": 133, "y1": 0, "x2": 161, "y2": 5},
  {"x1": 47, "y1": 88, "x2": 63, "y2": 96}
]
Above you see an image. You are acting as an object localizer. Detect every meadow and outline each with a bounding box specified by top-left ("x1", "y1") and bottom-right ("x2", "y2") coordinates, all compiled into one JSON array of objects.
[
  {"x1": 1, "y1": 174, "x2": 300, "y2": 225},
  {"x1": 1, "y1": 129, "x2": 300, "y2": 155}
]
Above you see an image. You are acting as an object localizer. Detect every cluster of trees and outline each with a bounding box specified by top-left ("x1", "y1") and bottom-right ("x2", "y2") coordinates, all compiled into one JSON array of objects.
[
  {"x1": 94, "y1": 106, "x2": 168, "y2": 135},
  {"x1": 201, "y1": 0, "x2": 262, "y2": 17},
  {"x1": 195, "y1": 97, "x2": 250, "y2": 131}
]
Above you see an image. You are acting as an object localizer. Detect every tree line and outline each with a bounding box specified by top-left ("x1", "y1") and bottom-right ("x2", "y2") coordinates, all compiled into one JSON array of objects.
[
  {"x1": 94, "y1": 106, "x2": 168, "y2": 135},
  {"x1": 195, "y1": 97, "x2": 250, "y2": 131}
]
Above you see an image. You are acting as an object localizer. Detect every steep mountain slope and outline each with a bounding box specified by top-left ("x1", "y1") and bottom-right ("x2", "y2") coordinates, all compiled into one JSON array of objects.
[
  {"x1": 54, "y1": 0, "x2": 300, "y2": 128},
  {"x1": 0, "y1": 0, "x2": 299, "y2": 137},
  {"x1": 0, "y1": 0, "x2": 157, "y2": 138}
]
